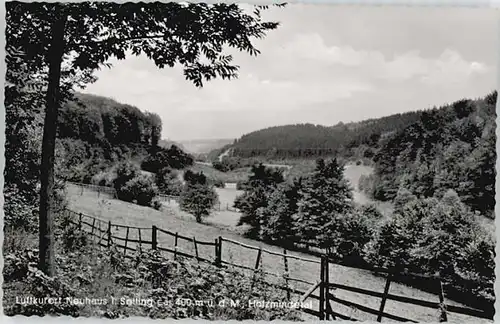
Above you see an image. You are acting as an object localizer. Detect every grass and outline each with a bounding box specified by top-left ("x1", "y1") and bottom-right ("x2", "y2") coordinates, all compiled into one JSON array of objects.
[{"x1": 65, "y1": 185, "x2": 490, "y2": 323}]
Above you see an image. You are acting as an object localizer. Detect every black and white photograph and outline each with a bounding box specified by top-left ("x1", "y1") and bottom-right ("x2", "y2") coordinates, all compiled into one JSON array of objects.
[{"x1": 3, "y1": 1, "x2": 497, "y2": 322}]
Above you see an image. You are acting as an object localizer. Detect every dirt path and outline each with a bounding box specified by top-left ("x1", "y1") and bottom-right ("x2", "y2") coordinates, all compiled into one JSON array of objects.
[{"x1": 218, "y1": 148, "x2": 232, "y2": 162}]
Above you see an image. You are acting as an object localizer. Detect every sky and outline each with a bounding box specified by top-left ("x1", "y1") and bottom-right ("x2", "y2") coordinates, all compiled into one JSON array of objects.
[{"x1": 81, "y1": 4, "x2": 499, "y2": 141}]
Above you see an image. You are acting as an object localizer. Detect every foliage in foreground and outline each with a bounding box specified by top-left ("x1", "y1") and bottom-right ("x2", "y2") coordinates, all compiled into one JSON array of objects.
[{"x1": 3, "y1": 241, "x2": 302, "y2": 320}]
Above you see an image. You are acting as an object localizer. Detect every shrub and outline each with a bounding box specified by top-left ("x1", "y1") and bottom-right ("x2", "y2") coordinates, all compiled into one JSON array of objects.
[
  {"x1": 155, "y1": 167, "x2": 183, "y2": 195},
  {"x1": 91, "y1": 169, "x2": 116, "y2": 187},
  {"x1": 3, "y1": 228, "x2": 38, "y2": 255},
  {"x1": 4, "y1": 236, "x2": 297, "y2": 320},
  {"x1": 184, "y1": 170, "x2": 207, "y2": 185},
  {"x1": 3, "y1": 249, "x2": 37, "y2": 282},
  {"x1": 151, "y1": 198, "x2": 163, "y2": 211},
  {"x1": 61, "y1": 223, "x2": 89, "y2": 252},
  {"x1": 113, "y1": 162, "x2": 150, "y2": 203},
  {"x1": 113, "y1": 162, "x2": 140, "y2": 192},
  {"x1": 5, "y1": 179, "x2": 67, "y2": 233},
  {"x1": 364, "y1": 191, "x2": 495, "y2": 308},
  {"x1": 330, "y1": 211, "x2": 372, "y2": 264},
  {"x1": 364, "y1": 197, "x2": 434, "y2": 273},
  {"x1": 236, "y1": 180, "x2": 249, "y2": 191},
  {"x1": 210, "y1": 179, "x2": 225, "y2": 188},
  {"x1": 136, "y1": 251, "x2": 302, "y2": 321},
  {"x1": 142, "y1": 145, "x2": 193, "y2": 173},
  {"x1": 212, "y1": 160, "x2": 227, "y2": 172},
  {"x1": 454, "y1": 234, "x2": 495, "y2": 305},
  {"x1": 393, "y1": 187, "x2": 418, "y2": 214},
  {"x1": 212, "y1": 157, "x2": 251, "y2": 172},
  {"x1": 5, "y1": 269, "x2": 80, "y2": 317},
  {"x1": 119, "y1": 175, "x2": 158, "y2": 206},
  {"x1": 4, "y1": 184, "x2": 38, "y2": 232}
]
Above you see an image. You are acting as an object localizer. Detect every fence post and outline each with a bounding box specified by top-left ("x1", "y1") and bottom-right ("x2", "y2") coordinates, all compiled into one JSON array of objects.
[
  {"x1": 283, "y1": 249, "x2": 290, "y2": 300},
  {"x1": 377, "y1": 274, "x2": 392, "y2": 322},
  {"x1": 193, "y1": 236, "x2": 199, "y2": 261},
  {"x1": 324, "y1": 255, "x2": 330, "y2": 320},
  {"x1": 254, "y1": 247, "x2": 262, "y2": 270},
  {"x1": 152, "y1": 225, "x2": 157, "y2": 250},
  {"x1": 97, "y1": 221, "x2": 102, "y2": 246},
  {"x1": 438, "y1": 278, "x2": 448, "y2": 322},
  {"x1": 214, "y1": 238, "x2": 219, "y2": 265},
  {"x1": 174, "y1": 232, "x2": 179, "y2": 260},
  {"x1": 138, "y1": 228, "x2": 143, "y2": 253},
  {"x1": 319, "y1": 256, "x2": 325, "y2": 320},
  {"x1": 216, "y1": 236, "x2": 223, "y2": 267},
  {"x1": 124, "y1": 226, "x2": 130, "y2": 255},
  {"x1": 78, "y1": 213, "x2": 83, "y2": 230},
  {"x1": 106, "y1": 221, "x2": 112, "y2": 247},
  {"x1": 90, "y1": 218, "x2": 96, "y2": 243}
]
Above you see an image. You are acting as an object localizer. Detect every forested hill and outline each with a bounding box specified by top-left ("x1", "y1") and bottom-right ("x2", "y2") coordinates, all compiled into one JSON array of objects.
[
  {"x1": 58, "y1": 92, "x2": 161, "y2": 149},
  {"x1": 366, "y1": 91, "x2": 497, "y2": 218},
  {"x1": 159, "y1": 139, "x2": 186, "y2": 151},
  {"x1": 55, "y1": 92, "x2": 166, "y2": 182},
  {"x1": 225, "y1": 110, "x2": 423, "y2": 159}
]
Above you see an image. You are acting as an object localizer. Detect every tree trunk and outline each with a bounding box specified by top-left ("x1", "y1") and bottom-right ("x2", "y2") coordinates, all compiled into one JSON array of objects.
[{"x1": 38, "y1": 10, "x2": 67, "y2": 276}]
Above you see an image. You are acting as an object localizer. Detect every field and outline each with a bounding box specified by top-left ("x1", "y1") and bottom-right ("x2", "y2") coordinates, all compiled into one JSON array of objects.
[
  {"x1": 161, "y1": 185, "x2": 246, "y2": 233},
  {"x1": 343, "y1": 164, "x2": 394, "y2": 217},
  {"x1": 65, "y1": 184, "x2": 489, "y2": 323}
]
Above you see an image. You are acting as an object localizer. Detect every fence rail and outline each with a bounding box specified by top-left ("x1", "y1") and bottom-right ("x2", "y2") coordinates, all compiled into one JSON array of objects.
[
  {"x1": 68, "y1": 182, "x2": 239, "y2": 212},
  {"x1": 65, "y1": 207, "x2": 493, "y2": 323}
]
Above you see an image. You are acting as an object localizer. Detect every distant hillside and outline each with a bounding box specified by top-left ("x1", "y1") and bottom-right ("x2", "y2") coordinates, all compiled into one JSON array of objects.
[
  {"x1": 224, "y1": 110, "x2": 423, "y2": 159},
  {"x1": 55, "y1": 92, "x2": 192, "y2": 183},
  {"x1": 158, "y1": 139, "x2": 186, "y2": 151},
  {"x1": 368, "y1": 91, "x2": 496, "y2": 218},
  {"x1": 178, "y1": 138, "x2": 234, "y2": 154}
]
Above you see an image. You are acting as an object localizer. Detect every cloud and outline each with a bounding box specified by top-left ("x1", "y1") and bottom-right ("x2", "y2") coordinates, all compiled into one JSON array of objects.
[
  {"x1": 277, "y1": 33, "x2": 489, "y2": 85},
  {"x1": 80, "y1": 6, "x2": 495, "y2": 141},
  {"x1": 279, "y1": 33, "x2": 384, "y2": 67}
]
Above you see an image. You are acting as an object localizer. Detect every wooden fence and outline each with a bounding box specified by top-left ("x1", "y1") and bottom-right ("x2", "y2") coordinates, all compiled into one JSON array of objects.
[
  {"x1": 156, "y1": 194, "x2": 180, "y2": 203},
  {"x1": 66, "y1": 182, "x2": 117, "y2": 199},
  {"x1": 69, "y1": 182, "x2": 240, "y2": 212},
  {"x1": 315, "y1": 257, "x2": 494, "y2": 322},
  {"x1": 65, "y1": 208, "x2": 493, "y2": 323}
]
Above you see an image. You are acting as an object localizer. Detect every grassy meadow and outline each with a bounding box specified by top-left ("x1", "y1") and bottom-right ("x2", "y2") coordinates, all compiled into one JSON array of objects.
[{"x1": 65, "y1": 183, "x2": 489, "y2": 323}]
